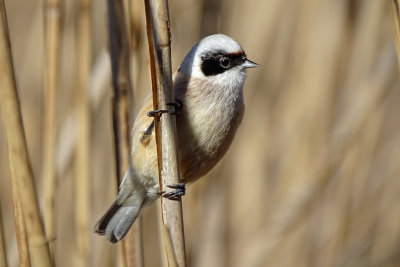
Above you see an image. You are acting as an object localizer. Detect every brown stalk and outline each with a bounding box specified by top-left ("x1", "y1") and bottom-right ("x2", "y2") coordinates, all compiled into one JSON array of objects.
[
  {"x1": 391, "y1": 0, "x2": 400, "y2": 67},
  {"x1": 0, "y1": 1, "x2": 53, "y2": 267},
  {"x1": 12, "y1": 180, "x2": 30, "y2": 267},
  {"x1": 128, "y1": 0, "x2": 143, "y2": 52},
  {"x1": 74, "y1": 0, "x2": 91, "y2": 265},
  {"x1": 161, "y1": 226, "x2": 177, "y2": 267},
  {"x1": 42, "y1": 0, "x2": 61, "y2": 256},
  {"x1": 106, "y1": 0, "x2": 143, "y2": 266},
  {"x1": 0, "y1": 203, "x2": 9, "y2": 267},
  {"x1": 144, "y1": 0, "x2": 186, "y2": 266}
]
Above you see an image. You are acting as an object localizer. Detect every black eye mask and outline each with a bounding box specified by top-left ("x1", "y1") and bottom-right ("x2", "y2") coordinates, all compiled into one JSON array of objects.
[{"x1": 201, "y1": 51, "x2": 247, "y2": 76}]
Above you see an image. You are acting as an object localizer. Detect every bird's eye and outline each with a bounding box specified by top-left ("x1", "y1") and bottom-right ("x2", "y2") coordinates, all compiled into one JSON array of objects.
[{"x1": 219, "y1": 57, "x2": 231, "y2": 68}]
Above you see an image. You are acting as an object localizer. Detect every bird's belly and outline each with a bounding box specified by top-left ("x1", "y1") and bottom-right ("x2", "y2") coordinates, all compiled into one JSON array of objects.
[{"x1": 176, "y1": 103, "x2": 244, "y2": 183}]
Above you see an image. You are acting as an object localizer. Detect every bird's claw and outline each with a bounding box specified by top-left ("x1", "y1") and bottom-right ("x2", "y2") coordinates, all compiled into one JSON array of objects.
[
  {"x1": 161, "y1": 183, "x2": 186, "y2": 200},
  {"x1": 166, "y1": 99, "x2": 183, "y2": 115},
  {"x1": 147, "y1": 99, "x2": 183, "y2": 118},
  {"x1": 147, "y1": 109, "x2": 169, "y2": 118}
]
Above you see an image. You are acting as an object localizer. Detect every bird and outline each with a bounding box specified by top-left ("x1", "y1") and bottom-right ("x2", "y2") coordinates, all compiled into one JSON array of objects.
[{"x1": 94, "y1": 33, "x2": 259, "y2": 243}]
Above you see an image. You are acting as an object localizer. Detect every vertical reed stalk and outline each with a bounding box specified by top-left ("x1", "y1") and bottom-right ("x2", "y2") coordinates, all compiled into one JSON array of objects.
[
  {"x1": 0, "y1": 1, "x2": 52, "y2": 267},
  {"x1": 107, "y1": 0, "x2": 133, "y2": 187},
  {"x1": 107, "y1": 0, "x2": 143, "y2": 266},
  {"x1": 0, "y1": 204, "x2": 9, "y2": 267},
  {"x1": 129, "y1": 0, "x2": 143, "y2": 52},
  {"x1": 75, "y1": 0, "x2": 91, "y2": 266},
  {"x1": 11, "y1": 180, "x2": 30, "y2": 267},
  {"x1": 42, "y1": 0, "x2": 61, "y2": 257},
  {"x1": 144, "y1": 0, "x2": 186, "y2": 266},
  {"x1": 391, "y1": 0, "x2": 400, "y2": 67}
]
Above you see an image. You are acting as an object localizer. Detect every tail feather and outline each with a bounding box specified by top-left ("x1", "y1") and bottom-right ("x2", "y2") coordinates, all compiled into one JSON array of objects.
[
  {"x1": 107, "y1": 204, "x2": 143, "y2": 243},
  {"x1": 95, "y1": 165, "x2": 154, "y2": 243},
  {"x1": 94, "y1": 193, "x2": 147, "y2": 243},
  {"x1": 94, "y1": 200, "x2": 121, "y2": 235}
]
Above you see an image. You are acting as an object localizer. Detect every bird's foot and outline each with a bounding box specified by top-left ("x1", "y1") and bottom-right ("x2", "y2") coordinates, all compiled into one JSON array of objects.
[
  {"x1": 147, "y1": 109, "x2": 168, "y2": 118},
  {"x1": 166, "y1": 99, "x2": 183, "y2": 115},
  {"x1": 161, "y1": 183, "x2": 186, "y2": 200},
  {"x1": 147, "y1": 99, "x2": 183, "y2": 118}
]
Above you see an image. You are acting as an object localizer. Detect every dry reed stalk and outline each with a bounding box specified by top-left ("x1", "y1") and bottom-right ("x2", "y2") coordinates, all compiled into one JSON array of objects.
[
  {"x1": 42, "y1": 0, "x2": 61, "y2": 257},
  {"x1": 127, "y1": 0, "x2": 143, "y2": 94},
  {"x1": 128, "y1": 0, "x2": 143, "y2": 52},
  {"x1": 107, "y1": 0, "x2": 144, "y2": 266},
  {"x1": 233, "y1": 5, "x2": 395, "y2": 265},
  {"x1": 55, "y1": 50, "x2": 111, "y2": 178},
  {"x1": 0, "y1": 1, "x2": 52, "y2": 267},
  {"x1": 11, "y1": 180, "x2": 30, "y2": 267},
  {"x1": 144, "y1": 0, "x2": 186, "y2": 266},
  {"x1": 0, "y1": 205, "x2": 8, "y2": 267},
  {"x1": 74, "y1": 0, "x2": 91, "y2": 265},
  {"x1": 391, "y1": 0, "x2": 400, "y2": 67},
  {"x1": 161, "y1": 226, "x2": 177, "y2": 267},
  {"x1": 200, "y1": 0, "x2": 222, "y2": 36},
  {"x1": 107, "y1": 0, "x2": 133, "y2": 195}
]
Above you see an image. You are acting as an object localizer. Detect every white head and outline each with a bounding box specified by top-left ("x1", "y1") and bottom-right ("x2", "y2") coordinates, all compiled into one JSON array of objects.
[{"x1": 178, "y1": 34, "x2": 259, "y2": 88}]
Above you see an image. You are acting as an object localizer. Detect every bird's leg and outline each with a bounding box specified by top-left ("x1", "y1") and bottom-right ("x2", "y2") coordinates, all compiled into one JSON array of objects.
[
  {"x1": 147, "y1": 99, "x2": 183, "y2": 118},
  {"x1": 140, "y1": 120, "x2": 155, "y2": 145},
  {"x1": 161, "y1": 183, "x2": 186, "y2": 200}
]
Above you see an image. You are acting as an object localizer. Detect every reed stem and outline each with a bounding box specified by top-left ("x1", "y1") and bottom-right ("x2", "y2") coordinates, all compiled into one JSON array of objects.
[
  {"x1": 0, "y1": 204, "x2": 8, "y2": 267},
  {"x1": 391, "y1": 0, "x2": 400, "y2": 68},
  {"x1": 144, "y1": 0, "x2": 186, "y2": 266},
  {"x1": 11, "y1": 182, "x2": 30, "y2": 267},
  {"x1": 107, "y1": 0, "x2": 143, "y2": 266},
  {"x1": 74, "y1": 0, "x2": 91, "y2": 265},
  {"x1": 42, "y1": 0, "x2": 61, "y2": 257},
  {"x1": 0, "y1": 1, "x2": 53, "y2": 266}
]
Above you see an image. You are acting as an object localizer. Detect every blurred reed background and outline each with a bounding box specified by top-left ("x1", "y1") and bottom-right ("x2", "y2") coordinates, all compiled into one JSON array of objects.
[{"x1": 1, "y1": 0, "x2": 400, "y2": 266}]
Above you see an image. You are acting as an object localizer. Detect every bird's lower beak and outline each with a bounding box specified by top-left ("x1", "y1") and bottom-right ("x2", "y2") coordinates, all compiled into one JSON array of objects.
[{"x1": 242, "y1": 59, "x2": 260, "y2": 68}]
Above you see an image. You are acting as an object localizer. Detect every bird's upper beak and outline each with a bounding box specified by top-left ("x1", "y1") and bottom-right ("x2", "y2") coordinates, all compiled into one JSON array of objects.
[{"x1": 242, "y1": 59, "x2": 260, "y2": 69}]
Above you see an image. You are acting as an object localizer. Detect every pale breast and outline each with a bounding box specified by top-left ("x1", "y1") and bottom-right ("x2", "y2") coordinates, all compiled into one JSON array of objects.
[
  {"x1": 131, "y1": 76, "x2": 244, "y2": 186},
  {"x1": 175, "y1": 77, "x2": 244, "y2": 183}
]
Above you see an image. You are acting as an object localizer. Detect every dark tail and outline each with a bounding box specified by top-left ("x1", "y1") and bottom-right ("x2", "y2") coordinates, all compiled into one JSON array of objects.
[
  {"x1": 94, "y1": 200, "x2": 121, "y2": 237},
  {"x1": 94, "y1": 195, "x2": 146, "y2": 243}
]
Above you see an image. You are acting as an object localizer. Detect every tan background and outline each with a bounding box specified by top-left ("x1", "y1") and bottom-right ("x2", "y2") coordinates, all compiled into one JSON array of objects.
[{"x1": 1, "y1": 0, "x2": 399, "y2": 266}]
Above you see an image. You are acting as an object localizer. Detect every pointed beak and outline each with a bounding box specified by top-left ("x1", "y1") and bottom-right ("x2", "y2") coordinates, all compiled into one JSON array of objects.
[{"x1": 242, "y1": 59, "x2": 260, "y2": 69}]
